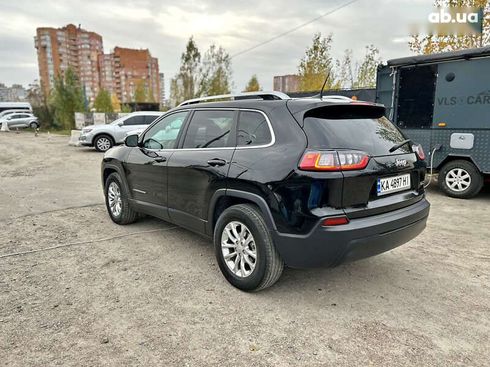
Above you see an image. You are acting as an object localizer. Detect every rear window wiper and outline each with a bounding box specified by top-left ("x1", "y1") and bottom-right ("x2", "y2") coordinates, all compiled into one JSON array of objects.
[{"x1": 389, "y1": 139, "x2": 412, "y2": 153}]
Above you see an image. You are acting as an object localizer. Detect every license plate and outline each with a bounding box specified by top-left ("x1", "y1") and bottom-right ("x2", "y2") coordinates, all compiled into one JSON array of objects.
[{"x1": 377, "y1": 174, "x2": 411, "y2": 196}]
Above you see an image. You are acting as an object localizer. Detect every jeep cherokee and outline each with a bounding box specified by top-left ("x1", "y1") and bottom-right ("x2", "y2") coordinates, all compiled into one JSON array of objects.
[{"x1": 101, "y1": 92, "x2": 430, "y2": 291}]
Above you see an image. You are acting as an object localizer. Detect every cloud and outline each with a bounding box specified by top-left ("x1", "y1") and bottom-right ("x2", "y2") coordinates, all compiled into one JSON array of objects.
[{"x1": 0, "y1": 0, "x2": 431, "y2": 92}]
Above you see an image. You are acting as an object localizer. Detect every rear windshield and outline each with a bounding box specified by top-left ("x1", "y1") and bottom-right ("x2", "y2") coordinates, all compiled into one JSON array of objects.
[{"x1": 303, "y1": 115, "x2": 410, "y2": 156}]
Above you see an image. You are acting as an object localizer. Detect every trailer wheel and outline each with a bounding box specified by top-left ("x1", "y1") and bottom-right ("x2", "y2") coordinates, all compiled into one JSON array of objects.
[{"x1": 438, "y1": 160, "x2": 483, "y2": 199}]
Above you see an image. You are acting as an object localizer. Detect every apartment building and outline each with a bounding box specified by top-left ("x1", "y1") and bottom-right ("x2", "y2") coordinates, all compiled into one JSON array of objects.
[
  {"x1": 99, "y1": 47, "x2": 160, "y2": 103},
  {"x1": 34, "y1": 24, "x2": 103, "y2": 102},
  {"x1": 159, "y1": 73, "x2": 166, "y2": 105}
]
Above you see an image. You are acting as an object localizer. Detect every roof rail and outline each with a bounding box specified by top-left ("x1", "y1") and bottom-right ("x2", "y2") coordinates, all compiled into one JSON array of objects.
[{"x1": 178, "y1": 91, "x2": 290, "y2": 107}]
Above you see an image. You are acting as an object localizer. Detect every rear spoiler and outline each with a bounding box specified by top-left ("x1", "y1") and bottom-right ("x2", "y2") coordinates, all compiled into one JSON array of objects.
[{"x1": 286, "y1": 99, "x2": 386, "y2": 127}]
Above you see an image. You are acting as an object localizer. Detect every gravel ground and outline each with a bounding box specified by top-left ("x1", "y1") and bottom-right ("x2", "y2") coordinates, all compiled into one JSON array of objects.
[{"x1": 1, "y1": 132, "x2": 489, "y2": 366}]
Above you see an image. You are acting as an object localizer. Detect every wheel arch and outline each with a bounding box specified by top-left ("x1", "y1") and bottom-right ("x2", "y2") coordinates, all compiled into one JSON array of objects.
[
  {"x1": 102, "y1": 163, "x2": 132, "y2": 199},
  {"x1": 436, "y1": 154, "x2": 482, "y2": 173},
  {"x1": 207, "y1": 189, "x2": 277, "y2": 236}
]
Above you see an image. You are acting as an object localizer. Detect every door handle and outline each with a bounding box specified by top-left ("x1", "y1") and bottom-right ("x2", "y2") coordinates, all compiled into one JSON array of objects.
[
  {"x1": 153, "y1": 156, "x2": 167, "y2": 163},
  {"x1": 207, "y1": 158, "x2": 227, "y2": 167}
]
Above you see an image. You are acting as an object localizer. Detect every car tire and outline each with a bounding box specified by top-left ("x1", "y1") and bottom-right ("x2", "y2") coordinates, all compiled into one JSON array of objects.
[
  {"x1": 438, "y1": 160, "x2": 483, "y2": 199},
  {"x1": 104, "y1": 172, "x2": 138, "y2": 225},
  {"x1": 214, "y1": 204, "x2": 284, "y2": 291},
  {"x1": 94, "y1": 134, "x2": 114, "y2": 152},
  {"x1": 29, "y1": 122, "x2": 39, "y2": 129}
]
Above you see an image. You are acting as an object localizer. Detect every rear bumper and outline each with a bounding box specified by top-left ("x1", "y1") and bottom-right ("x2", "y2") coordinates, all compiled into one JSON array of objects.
[{"x1": 272, "y1": 198, "x2": 430, "y2": 268}]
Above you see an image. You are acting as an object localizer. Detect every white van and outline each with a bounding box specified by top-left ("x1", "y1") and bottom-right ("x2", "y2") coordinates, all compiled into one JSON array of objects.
[{"x1": 0, "y1": 102, "x2": 32, "y2": 114}]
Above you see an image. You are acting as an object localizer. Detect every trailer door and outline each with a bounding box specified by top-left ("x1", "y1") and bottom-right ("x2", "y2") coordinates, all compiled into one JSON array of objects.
[{"x1": 396, "y1": 65, "x2": 438, "y2": 129}]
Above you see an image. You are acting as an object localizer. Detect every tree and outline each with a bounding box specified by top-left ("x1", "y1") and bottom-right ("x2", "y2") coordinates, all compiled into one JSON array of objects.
[
  {"x1": 297, "y1": 33, "x2": 337, "y2": 91},
  {"x1": 409, "y1": 0, "x2": 490, "y2": 54},
  {"x1": 111, "y1": 94, "x2": 121, "y2": 112},
  {"x1": 199, "y1": 44, "x2": 232, "y2": 96},
  {"x1": 134, "y1": 80, "x2": 147, "y2": 103},
  {"x1": 244, "y1": 75, "x2": 261, "y2": 92},
  {"x1": 121, "y1": 104, "x2": 132, "y2": 113},
  {"x1": 27, "y1": 81, "x2": 54, "y2": 128},
  {"x1": 352, "y1": 45, "x2": 382, "y2": 89},
  {"x1": 94, "y1": 89, "x2": 113, "y2": 112},
  {"x1": 50, "y1": 67, "x2": 85, "y2": 130},
  {"x1": 336, "y1": 49, "x2": 354, "y2": 89},
  {"x1": 170, "y1": 37, "x2": 202, "y2": 105}
]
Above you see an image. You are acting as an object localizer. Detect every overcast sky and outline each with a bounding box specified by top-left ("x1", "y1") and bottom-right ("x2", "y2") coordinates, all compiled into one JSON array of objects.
[{"x1": 0, "y1": 0, "x2": 433, "y2": 94}]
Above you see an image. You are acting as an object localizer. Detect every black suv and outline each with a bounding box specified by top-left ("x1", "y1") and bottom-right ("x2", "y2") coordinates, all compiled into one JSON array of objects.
[{"x1": 101, "y1": 92, "x2": 430, "y2": 291}]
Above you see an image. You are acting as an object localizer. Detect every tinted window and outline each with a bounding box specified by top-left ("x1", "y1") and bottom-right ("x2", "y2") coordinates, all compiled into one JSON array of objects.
[
  {"x1": 182, "y1": 110, "x2": 234, "y2": 149},
  {"x1": 124, "y1": 115, "x2": 145, "y2": 126},
  {"x1": 304, "y1": 115, "x2": 410, "y2": 155},
  {"x1": 144, "y1": 115, "x2": 159, "y2": 124},
  {"x1": 237, "y1": 111, "x2": 272, "y2": 146},
  {"x1": 142, "y1": 111, "x2": 188, "y2": 149}
]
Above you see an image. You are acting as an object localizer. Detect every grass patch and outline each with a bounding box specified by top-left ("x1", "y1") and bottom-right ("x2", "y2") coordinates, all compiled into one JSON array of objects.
[{"x1": 38, "y1": 128, "x2": 72, "y2": 136}]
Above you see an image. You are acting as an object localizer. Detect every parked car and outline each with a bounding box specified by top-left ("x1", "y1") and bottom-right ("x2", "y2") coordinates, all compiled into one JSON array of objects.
[
  {"x1": 101, "y1": 92, "x2": 430, "y2": 291},
  {"x1": 0, "y1": 109, "x2": 34, "y2": 119},
  {"x1": 0, "y1": 112, "x2": 39, "y2": 129},
  {"x1": 79, "y1": 111, "x2": 162, "y2": 152}
]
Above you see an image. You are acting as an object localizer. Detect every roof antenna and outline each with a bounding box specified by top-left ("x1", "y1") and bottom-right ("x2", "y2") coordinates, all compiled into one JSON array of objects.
[{"x1": 318, "y1": 72, "x2": 330, "y2": 100}]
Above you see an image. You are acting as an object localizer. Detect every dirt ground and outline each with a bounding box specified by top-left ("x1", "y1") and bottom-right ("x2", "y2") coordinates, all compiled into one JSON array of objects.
[{"x1": 1, "y1": 131, "x2": 489, "y2": 366}]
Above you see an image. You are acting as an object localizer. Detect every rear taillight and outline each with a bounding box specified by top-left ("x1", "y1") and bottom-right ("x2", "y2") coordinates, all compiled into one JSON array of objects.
[
  {"x1": 299, "y1": 150, "x2": 369, "y2": 171},
  {"x1": 413, "y1": 144, "x2": 425, "y2": 160}
]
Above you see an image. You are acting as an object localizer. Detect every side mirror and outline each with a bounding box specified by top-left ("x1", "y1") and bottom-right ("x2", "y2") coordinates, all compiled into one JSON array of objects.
[
  {"x1": 125, "y1": 134, "x2": 139, "y2": 147},
  {"x1": 118, "y1": 122, "x2": 124, "y2": 127}
]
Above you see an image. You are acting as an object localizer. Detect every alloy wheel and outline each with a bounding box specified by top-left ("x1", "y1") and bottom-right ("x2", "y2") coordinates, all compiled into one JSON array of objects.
[
  {"x1": 445, "y1": 168, "x2": 471, "y2": 192},
  {"x1": 96, "y1": 137, "x2": 111, "y2": 151},
  {"x1": 107, "y1": 181, "x2": 122, "y2": 217},
  {"x1": 221, "y1": 221, "x2": 257, "y2": 278}
]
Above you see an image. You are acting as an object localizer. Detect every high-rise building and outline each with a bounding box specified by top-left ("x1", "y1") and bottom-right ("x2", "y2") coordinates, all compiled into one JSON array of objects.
[
  {"x1": 34, "y1": 24, "x2": 103, "y2": 102},
  {"x1": 159, "y1": 73, "x2": 165, "y2": 105},
  {"x1": 99, "y1": 47, "x2": 160, "y2": 103},
  {"x1": 273, "y1": 74, "x2": 300, "y2": 93}
]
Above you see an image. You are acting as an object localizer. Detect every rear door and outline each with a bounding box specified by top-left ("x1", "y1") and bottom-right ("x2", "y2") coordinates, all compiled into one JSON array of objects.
[
  {"x1": 302, "y1": 105, "x2": 425, "y2": 218},
  {"x1": 167, "y1": 109, "x2": 236, "y2": 234},
  {"x1": 122, "y1": 114, "x2": 147, "y2": 132},
  {"x1": 114, "y1": 114, "x2": 151, "y2": 143}
]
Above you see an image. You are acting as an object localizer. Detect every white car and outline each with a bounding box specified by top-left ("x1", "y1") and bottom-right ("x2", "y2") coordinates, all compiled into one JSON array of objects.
[
  {"x1": 0, "y1": 112, "x2": 39, "y2": 129},
  {"x1": 79, "y1": 111, "x2": 163, "y2": 152}
]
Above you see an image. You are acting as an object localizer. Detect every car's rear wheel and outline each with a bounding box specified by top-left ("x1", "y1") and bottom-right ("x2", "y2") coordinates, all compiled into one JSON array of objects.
[
  {"x1": 214, "y1": 204, "x2": 283, "y2": 291},
  {"x1": 438, "y1": 160, "x2": 483, "y2": 199},
  {"x1": 94, "y1": 134, "x2": 114, "y2": 152},
  {"x1": 29, "y1": 121, "x2": 39, "y2": 129},
  {"x1": 104, "y1": 172, "x2": 138, "y2": 224}
]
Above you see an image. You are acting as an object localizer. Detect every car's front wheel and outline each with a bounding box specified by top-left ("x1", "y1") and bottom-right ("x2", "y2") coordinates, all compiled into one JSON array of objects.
[
  {"x1": 214, "y1": 204, "x2": 284, "y2": 291},
  {"x1": 94, "y1": 134, "x2": 114, "y2": 152},
  {"x1": 104, "y1": 172, "x2": 138, "y2": 224},
  {"x1": 29, "y1": 121, "x2": 39, "y2": 129}
]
